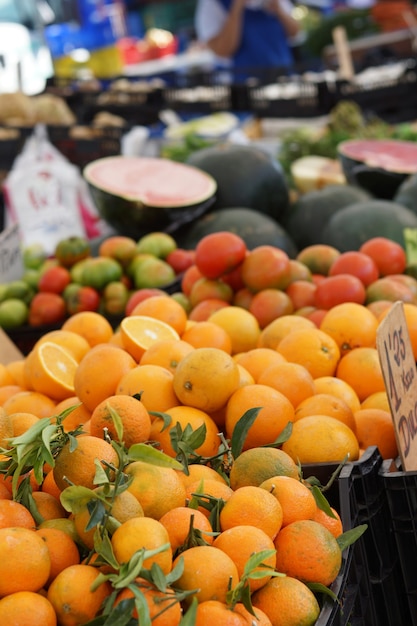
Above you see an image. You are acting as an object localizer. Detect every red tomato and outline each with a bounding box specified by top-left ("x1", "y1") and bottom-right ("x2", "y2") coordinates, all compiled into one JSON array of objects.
[
  {"x1": 285, "y1": 280, "x2": 317, "y2": 310},
  {"x1": 165, "y1": 248, "x2": 196, "y2": 275},
  {"x1": 38, "y1": 266, "x2": 71, "y2": 294},
  {"x1": 314, "y1": 274, "x2": 366, "y2": 309},
  {"x1": 125, "y1": 288, "x2": 167, "y2": 316},
  {"x1": 28, "y1": 292, "x2": 67, "y2": 326},
  {"x1": 241, "y1": 245, "x2": 291, "y2": 292},
  {"x1": 63, "y1": 284, "x2": 101, "y2": 315},
  {"x1": 194, "y1": 232, "x2": 247, "y2": 279},
  {"x1": 181, "y1": 265, "x2": 204, "y2": 296},
  {"x1": 329, "y1": 251, "x2": 380, "y2": 286},
  {"x1": 359, "y1": 237, "x2": 406, "y2": 276}
]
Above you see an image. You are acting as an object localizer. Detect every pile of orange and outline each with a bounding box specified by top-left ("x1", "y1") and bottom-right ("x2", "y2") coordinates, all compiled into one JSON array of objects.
[{"x1": 0, "y1": 232, "x2": 407, "y2": 625}]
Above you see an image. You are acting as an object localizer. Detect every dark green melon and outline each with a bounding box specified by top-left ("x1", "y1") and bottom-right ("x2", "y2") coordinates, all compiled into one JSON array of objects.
[
  {"x1": 393, "y1": 173, "x2": 417, "y2": 215},
  {"x1": 284, "y1": 184, "x2": 371, "y2": 249},
  {"x1": 321, "y1": 200, "x2": 417, "y2": 251},
  {"x1": 186, "y1": 144, "x2": 289, "y2": 222},
  {"x1": 175, "y1": 207, "x2": 298, "y2": 258}
]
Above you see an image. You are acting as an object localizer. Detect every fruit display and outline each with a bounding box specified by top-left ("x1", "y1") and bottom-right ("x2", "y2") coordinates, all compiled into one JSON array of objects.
[{"x1": 1, "y1": 221, "x2": 414, "y2": 624}]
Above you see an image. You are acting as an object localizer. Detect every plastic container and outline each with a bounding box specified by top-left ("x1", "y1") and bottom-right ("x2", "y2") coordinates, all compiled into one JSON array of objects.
[
  {"x1": 338, "y1": 447, "x2": 412, "y2": 626},
  {"x1": 302, "y1": 446, "x2": 412, "y2": 625},
  {"x1": 380, "y1": 458, "x2": 417, "y2": 624}
]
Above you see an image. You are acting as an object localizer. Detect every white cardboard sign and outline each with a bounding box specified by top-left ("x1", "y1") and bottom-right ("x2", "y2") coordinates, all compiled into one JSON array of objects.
[
  {"x1": 376, "y1": 300, "x2": 417, "y2": 471},
  {"x1": 0, "y1": 223, "x2": 24, "y2": 282}
]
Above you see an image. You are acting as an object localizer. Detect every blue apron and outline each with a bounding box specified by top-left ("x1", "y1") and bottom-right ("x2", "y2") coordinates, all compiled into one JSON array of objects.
[{"x1": 218, "y1": 0, "x2": 294, "y2": 68}]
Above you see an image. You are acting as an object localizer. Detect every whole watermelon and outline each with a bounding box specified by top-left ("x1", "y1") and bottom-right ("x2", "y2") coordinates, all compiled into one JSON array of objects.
[
  {"x1": 283, "y1": 184, "x2": 371, "y2": 248},
  {"x1": 175, "y1": 207, "x2": 298, "y2": 258},
  {"x1": 321, "y1": 200, "x2": 417, "y2": 251},
  {"x1": 393, "y1": 173, "x2": 417, "y2": 215},
  {"x1": 186, "y1": 144, "x2": 290, "y2": 222}
]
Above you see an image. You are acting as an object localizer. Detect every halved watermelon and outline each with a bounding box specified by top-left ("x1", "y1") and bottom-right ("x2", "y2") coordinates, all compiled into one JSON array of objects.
[
  {"x1": 338, "y1": 139, "x2": 417, "y2": 199},
  {"x1": 84, "y1": 156, "x2": 217, "y2": 239}
]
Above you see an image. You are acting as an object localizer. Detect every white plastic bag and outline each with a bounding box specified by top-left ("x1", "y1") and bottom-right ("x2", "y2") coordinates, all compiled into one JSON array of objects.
[{"x1": 3, "y1": 125, "x2": 104, "y2": 255}]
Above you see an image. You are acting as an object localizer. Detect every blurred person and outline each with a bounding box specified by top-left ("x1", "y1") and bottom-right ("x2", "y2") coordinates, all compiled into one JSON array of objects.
[{"x1": 194, "y1": 0, "x2": 301, "y2": 69}]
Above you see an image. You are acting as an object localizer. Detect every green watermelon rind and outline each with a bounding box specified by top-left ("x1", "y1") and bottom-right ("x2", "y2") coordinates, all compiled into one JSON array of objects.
[{"x1": 321, "y1": 200, "x2": 417, "y2": 251}]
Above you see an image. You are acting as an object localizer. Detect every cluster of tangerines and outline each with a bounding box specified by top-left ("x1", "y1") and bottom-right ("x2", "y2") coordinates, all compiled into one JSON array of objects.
[{"x1": 0, "y1": 230, "x2": 407, "y2": 625}]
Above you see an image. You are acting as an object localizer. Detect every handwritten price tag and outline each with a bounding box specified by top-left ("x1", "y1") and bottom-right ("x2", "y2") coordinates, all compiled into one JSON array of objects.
[
  {"x1": 0, "y1": 224, "x2": 24, "y2": 283},
  {"x1": 376, "y1": 301, "x2": 417, "y2": 471}
]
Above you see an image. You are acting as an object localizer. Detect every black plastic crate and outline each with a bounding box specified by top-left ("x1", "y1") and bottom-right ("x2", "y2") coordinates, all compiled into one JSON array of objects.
[
  {"x1": 380, "y1": 458, "x2": 417, "y2": 625},
  {"x1": 333, "y1": 58, "x2": 417, "y2": 124},
  {"x1": 301, "y1": 459, "x2": 370, "y2": 626},
  {"x1": 302, "y1": 447, "x2": 413, "y2": 626},
  {"x1": 245, "y1": 74, "x2": 332, "y2": 118},
  {"x1": 161, "y1": 69, "x2": 235, "y2": 114},
  {"x1": 338, "y1": 446, "x2": 413, "y2": 626}
]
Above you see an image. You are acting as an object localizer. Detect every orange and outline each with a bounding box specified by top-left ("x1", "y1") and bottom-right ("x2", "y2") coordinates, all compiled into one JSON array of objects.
[
  {"x1": 73, "y1": 343, "x2": 136, "y2": 412},
  {"x1": 0, "y1": 406, "x2": 12, "y2": 448},
  {"x1": 5, "y1": 359, "x2": 29, "y2": 388},
  {"x1": 336, "y1": 347, "x2": 386, "y2": 402},
  {"x1": 276, "y1": 327, "x2": 341, "y2": 379},
  {"x1": 32, "y1": 491, "x2": 67, "y2": 522},
  {"x1": 258, "y1": 362, "x2": 316, "y2": 408},
  {"x1": 252, "y1": 575, "x2": 320, "y2": 626},
  {"x1": 0, "y1": 362, "x2": 15, "y2": 386},
  {"x1": 114, "y1": 579, "x2": 182, "y2": 626},
  {"x1": 195, "y1": 600, "x2": 248, "y2": 626},
  {"x1": 0, "y1": 527, "x2": 51, "y2": 596},
  {"x1": 0, "y1": 591, "x2": 57, "y2": 625},
  {"x1": 209, "y1": 306, "x2": 261, "y2": 354},
  {"x1": 0, "y1": 384, "x2": 26, "y2": 406},
  {"x1": 257, "y1": 314, "x2": 316, "y2": 350},
  {"x1": 313, "y1": 376, "x2": 361, "y2": 413},
  {"x1": 150, "y1": 405, "x2": 221, "y2": 459},
  {"x1": 2, "y1": 390, "x2": 56, "y2": 418},
  {"x1": 233, "y1": 348, "x2": 287, "y2": 382},
  {"x1": 180, "y1": 464, "x2": 228, "y2": 488},
  {"x1": 173, "y1": 347, "x2": 240, "y2": 413},
  {"x1": 229, "y1": 446, "x2": 299, "y2": 490},
  {"x1": 89, "y1": 393, "x2": 151, "y2": 448},
  {"x1": 159, "y1": 505, "x2": 214, "y2": 553},
  {"x1": 281, "y1": 415, "x2": 360, "y2": 464},
  {"x1": 125, "y1": 460, "x2": 186, "y2": 520},
  {"x1": 47, "y1": 564, "x2": 111, "y2": 626},
  {"x1": 225, "y1": 384, "x2": 294, "y2": 450},
  {"x1": 259, "y1": 475, "x2": 317, "y2": 526},
  {"x1": 139, "y1": 338, "x2": 195, "y2": 373},
  {"x1": 354, "y1": 408, "x2": 398, "y2": 460},
  {"x1": 115, "y1": 363, "x2": 179, "y2": 413},
  {"x1": 173, "y1": 545, "x2": 239, "y2": 604},
  {"x1": 41, "y1": 469, "x2": 62, "y2": 501},
  {"x1": 294, "y1": 393, "x2": 357, "y2": 433},
  {"x1": 0, "y1": 499, "x2": 36, "y2": 529},
  {"x1": 219, "y1": 485, "x2": 283, "y2": 539},
  {"x1": 8, "y1": 411, "x2": 39, "y2": 437},
  {"x1": 320, "y1": 302, "x2": 378, "y2": 355},
  {"x1": 274, "y1": 518, "x2": 342, "y2": 586},
  {"x1": 360, "y1": 390, "x2": 390, "y2": 412},
  {"x1": 120, "y1": 315, "x2": 180, "y2": 362},
  {"x1": 24, "y1": 342, "x2": 78, "y2": 401},
  {"x1": 235, "y1": 603, "x2": 272, "y2": 626},
  {"x1": 53, "y1": 396, "x2": 91, "y2": 432},
  {"x1": 185, "y1": 478, "x2": 234, "y2": 519},
  {"x1": 213, "y1": 525, "x2": 276, "y2": 592},
  {"x1": 36, "y1": 527, "x2": 81, "y2": 586},
  {"x1": 181, "y1": 320, "x2": 233, "y2": 353},
  {"x1": 129, "y1": 294, "x2": 188, "y2": 335},
  {"x1": 53, "y1": 434, "x2": 119, "y2": 492},
  {"x1": 111, "y1": 516, "x2": 173, "y2": 574},
  {"x1": 61, "y1": 311, "x2": 114, "y2": 347},
  {"x1": 313, "y1": 506, "x2": 343, "y2": 538},
  {"x1": 72, "y1": 487, "x2": 144, "y2": 550},
  {"x1": 34, "y1": 329, "x2": 91, "y2": 362}
]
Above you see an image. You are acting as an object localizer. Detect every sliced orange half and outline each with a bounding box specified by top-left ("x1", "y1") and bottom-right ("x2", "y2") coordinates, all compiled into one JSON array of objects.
[
  {"x1": 27, "y1": 341, "x2": 78, "y2": 402},
  {"x1": 120, "y1": 315, "x2": 180, "y2": 362}
]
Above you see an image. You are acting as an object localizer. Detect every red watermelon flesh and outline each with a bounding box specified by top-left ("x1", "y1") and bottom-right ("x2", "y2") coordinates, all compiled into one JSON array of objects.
[{"x1": 339, "y1": 139, "x2": 417, "y2": 174}]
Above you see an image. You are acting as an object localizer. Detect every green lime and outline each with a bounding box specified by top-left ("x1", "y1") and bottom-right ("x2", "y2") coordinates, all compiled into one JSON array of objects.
[
  {"x1": 22, "y1": 243, "x2": 47, "y2": 269},
  {"x1": 0, "y1": 298, "x2": 28, "y2": 329},
  {"x1": 5, "y1": 280, "x2": 35, "y2": 304},
  {"x1": 135, "y1": 232, "x2": 177, "y2": 259}
]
